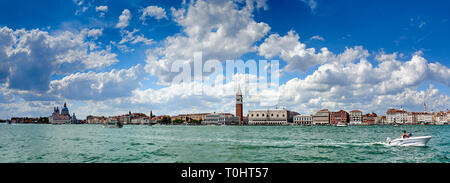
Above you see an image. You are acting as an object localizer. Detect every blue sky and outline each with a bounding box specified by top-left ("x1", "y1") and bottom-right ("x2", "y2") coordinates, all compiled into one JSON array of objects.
[{"x1": 0, "y1": 0, "x2": 449, "y2": 119}]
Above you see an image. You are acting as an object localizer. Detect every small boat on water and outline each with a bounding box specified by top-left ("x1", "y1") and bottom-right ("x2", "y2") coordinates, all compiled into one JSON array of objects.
[
  {"x1": 336, "y1": 122, "x2": 348, "y2": 127},
  {"x1": 393, "y1": 123, "x2": 399, "y2": 127},
  {"x1": 104, "y1": 121, "x2": 123, "y2": 128},
  {"x1": 386, "y1": 136, "x2": 431, "y2": 146}
]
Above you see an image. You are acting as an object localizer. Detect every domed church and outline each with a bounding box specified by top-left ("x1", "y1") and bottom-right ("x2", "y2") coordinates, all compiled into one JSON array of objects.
[{"x1": 49, "y1": 103, "x2": 78, "y2": 124}]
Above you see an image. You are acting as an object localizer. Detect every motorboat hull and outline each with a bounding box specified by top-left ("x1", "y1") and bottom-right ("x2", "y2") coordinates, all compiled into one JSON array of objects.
[{"x1": 387, "y1": 136, "x2": 431, "y2": 146}]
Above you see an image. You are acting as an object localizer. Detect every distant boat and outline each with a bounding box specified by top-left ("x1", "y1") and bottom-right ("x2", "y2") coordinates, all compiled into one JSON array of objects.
[
  {"x1": 394, "y1": 123, "x2": 399, "y2": 127},
  {"x1": 336, "y1": 122, "x2": 348, "y2": 127},
  {"x1": 104, "y1": 121, "x2": 123, "y2": 128}
]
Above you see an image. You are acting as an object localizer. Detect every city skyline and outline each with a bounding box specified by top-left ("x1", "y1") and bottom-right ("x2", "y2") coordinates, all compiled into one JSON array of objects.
[{"x1": 0, "y1": 0, "x2": 449, "y2": 119}]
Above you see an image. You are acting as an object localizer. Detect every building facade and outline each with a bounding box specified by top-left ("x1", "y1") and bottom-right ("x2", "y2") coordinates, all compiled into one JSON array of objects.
[
  {"x1": 349, "y1": 110, "x2": 362, "y2": 125},
  {"x1": 434, "y1": 111, "x2": 448, "y2": 125},
  {"x1": 49, "y1": 103, "x2": 77, "y2": 124},
  {"x1": 171, "y1": 113, "x2": 207, "y2": 123},
  {"x1": 386, "y1": 109, "x2": 413, "y2": 124},
  {"x1": 362, "y1": 112, "x2": 377, "y2": 125},
  {"x1": 248, "y1": 109, "x2": 299, "y2": 125},
  {"x1": 203, "y1": 113, "x2": 239, "y2": 125},
  {"x1": 412, "y1": 112, "x2": 433, "y2": 124},
  {"x1": 375, "y1": 116, "x2": 387, "y2": 125},
  {"x1": 330, "y1": 110, "x2": 350, "y2": 125},
  {"x1": 294, "y1": 114, "x2": 313, "y2": 126},
  {"x1": 313, "y1": 109, "x2": 330, "y2": 125}
]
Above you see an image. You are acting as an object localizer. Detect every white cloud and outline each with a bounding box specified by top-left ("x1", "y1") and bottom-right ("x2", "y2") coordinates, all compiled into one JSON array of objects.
[
  {"x1": 258, "y1": 30, "x2": 332, "y2": 72},
  {"x1": 145, "y1": 0, "x2": 270, "y2": 83},
  {"x1": 116, "y1": 9, "x2": 131, "y2": 29},
  {"x1": 140, "y1": 6, "x2": 168, "y2": 23},
  {"x1": 239, "y1": 0, "x2": 269, "y2": 12},
  {"x1": 118, "y1": 29, "x2": 153, "y2": 46},
  {"x1": 96, "y1": 5, "x2": 108, "y2": 12},
  {"x1": 95, "y1": 5, "x2": 108, "y2": 17},
  {"x1": 271, "y1": 52, "x2": 450, "y2": 114},
  {"x1": 0, "y1": 26, "x2": 118, "y2": 92},
  {"x1": 300, "y1": 0, "x2": 318, "y2": 11},
  {"x1": 49, "y1": 65, "x2": 145, "y2": 100},
  {"x1": 259, "y1": 30, "x2": 372, "y2": 73},
  {"x1": 310, "y1": 35, "x2": 325, "y2": 41},
  {"x1": 81, "y1": 28, "x2": 103, "y2": 40},
  {"x1": 74, "y1": 0, "x2": 92, "y2": 16}
]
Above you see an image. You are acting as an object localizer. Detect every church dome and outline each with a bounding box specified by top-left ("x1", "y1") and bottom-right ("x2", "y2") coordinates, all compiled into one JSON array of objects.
[{"x1": 61, "y1": 103, "x2": 70, "y2": 115}]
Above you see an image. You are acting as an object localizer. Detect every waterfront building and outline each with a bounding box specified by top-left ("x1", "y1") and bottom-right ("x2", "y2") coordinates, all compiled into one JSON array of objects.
[
  {"x1": 349, "y1": 110, "x2": 362, "y2": 125},
  {"x1": 312, "y1": 109, "x2": 330, "y2": 125},
  {"x1": 386, "y1": 109, "x2": 413, "y2": 124},
  {"x1": 412, "y1": 112, "x2": 433, "y2": 124},
  {"x1": 49, "y1": 103, "x2": 76, "y2": 124},
  {"x1": 171, "y1": 113, "x2": 207, "y2": 123},
  {"x1": 71, "y1": 113, "x2": 79, "y2": 124},
  {"x1": 294, "y1": 114, "x2": 313, "y2": 126},
  {"x1": 375, "y1": 116, "x2": 387, "y2": 125},
  {"x1": 248, "y1": 108, "x2": 299, "y2": 125},
  {"x1": 330, "y1": 110, "x2": 350, "y2": 125},
  {"x1": 86, "y1": 115, "x2": 107, "y2": 124},
  {"x1": 236, "y1": 85, "x2": 244, "y2": 125},
  {"x1": 447, "y1": 111, "x2": 450, "y2": 123},
  {"x1": 362, "y1": 112, "x2": 377, "y2": 125},
  {"x1": 10, "y1": 117, "x2": 48, "y2": 124},
  {"x1": 130, "y1": 117, "x2": 151, "y2": 125},
  {"x1": 111, "y1": 112, "x2": 148, "y2": 124},
  {"x1": 434, "y1": 111, "x2": 448, "y2": 125},
  {"x1": 202, "y1": 113, "x2": 239, "y2": 125}
]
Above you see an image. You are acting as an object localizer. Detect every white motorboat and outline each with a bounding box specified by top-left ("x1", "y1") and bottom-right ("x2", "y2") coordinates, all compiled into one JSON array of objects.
[
  {"x1": 336, "y1": 122, "x2": 348, "y2": 127},
  {"x1": 386, "y1": 136, "x2": 431, "y2": 146}
]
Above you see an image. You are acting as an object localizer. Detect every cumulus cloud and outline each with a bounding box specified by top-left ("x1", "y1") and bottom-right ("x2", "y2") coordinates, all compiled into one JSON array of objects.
[
  {"x1": 118, "y1": 29, "x2": 153, "y2": 46},
  {"x1": 116, "y1": 9, "x2": 131, "y2": 29},
  {"x1": 49, "y1": 65, "x2": 145, "y2": 100},
  {"x1": 271, "y1": 52, "x2": 450, "y2": 114},
  {"x1": 74, "y1": 0, "x2": 92, "y2": 16},
  {"x1": 259, "y1": 31, "x2": 371, "y2": 72},
  {"x1": 0, "y1": 26, "x2": 118, "y2": 92},
  {"x1": 140, "y1": 6, "x2": 168, "y2": 23},
  {"x1": 95, "y1": 5, "x2": 108, "y2": 17},
  {"x1": 258, "y1": 30, "x2": 332, "y2": 72},
  {"x1": 81, "y1": 28, "x2": 103, "y2": 40},
  {"x1": 310, "y1": 35, "x2": 325, "y2": 41},
  {"x1": 0, "y1": 85, "x2": 14, "y2": 103},
  {"x1": 145, "y1": 0, "x2": 270, "y2": 83}
]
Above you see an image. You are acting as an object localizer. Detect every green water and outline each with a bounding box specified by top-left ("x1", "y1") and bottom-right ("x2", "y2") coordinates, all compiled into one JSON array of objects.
[{"x1": 1, "y1": 124, "x2": 449, "y2": 163}]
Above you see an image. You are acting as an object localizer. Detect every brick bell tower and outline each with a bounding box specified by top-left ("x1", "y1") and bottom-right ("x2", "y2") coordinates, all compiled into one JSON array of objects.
[{"x1": 236, "y1": 85, "x2": 243, "y2": 125}]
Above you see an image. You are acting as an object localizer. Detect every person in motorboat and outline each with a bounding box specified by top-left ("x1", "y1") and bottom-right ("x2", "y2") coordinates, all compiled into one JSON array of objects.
[{"x1": 402, "y1": 130, "x2": 409, "y2": 138}]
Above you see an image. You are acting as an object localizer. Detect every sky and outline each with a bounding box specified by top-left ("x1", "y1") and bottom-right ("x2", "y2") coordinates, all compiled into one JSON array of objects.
[{"x1": 0, "y1": 0, "x2": 449, "y2": 119}]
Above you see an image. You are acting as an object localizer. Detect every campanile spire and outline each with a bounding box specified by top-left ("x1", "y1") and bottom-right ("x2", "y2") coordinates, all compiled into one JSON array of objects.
[{"x1": 236, "y1": 85, "x2": 243, "y2": 125}]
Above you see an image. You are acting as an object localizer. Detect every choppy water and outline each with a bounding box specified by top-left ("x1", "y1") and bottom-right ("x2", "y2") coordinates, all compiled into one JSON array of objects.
[{"x1": 1, "y1": 124, "x2": 449, "y2": 163}]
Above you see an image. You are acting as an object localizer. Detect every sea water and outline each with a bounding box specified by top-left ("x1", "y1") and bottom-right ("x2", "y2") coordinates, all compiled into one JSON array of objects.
[{"x1": 1, "y1": 124, "x2": 449, "y2": 163}]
